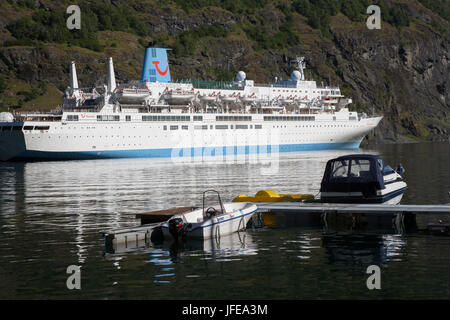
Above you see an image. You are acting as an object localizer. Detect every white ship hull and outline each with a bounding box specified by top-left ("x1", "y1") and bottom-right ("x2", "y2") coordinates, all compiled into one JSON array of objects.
[
  {"x1": 0, "y1": 113, "x2": 382, "y2": 161},
  {"x1": 0, "y1": 47, "x2": 383, "y2": 161}
]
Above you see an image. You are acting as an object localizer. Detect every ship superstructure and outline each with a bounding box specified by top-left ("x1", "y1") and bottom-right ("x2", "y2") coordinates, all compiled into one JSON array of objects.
[{"x1": 0, "y1": 47, "x2": 382, "y2": 161}]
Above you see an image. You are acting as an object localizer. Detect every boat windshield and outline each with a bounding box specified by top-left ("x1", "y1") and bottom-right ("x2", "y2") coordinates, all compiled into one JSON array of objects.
[
  {"x1": 330, "y1": 159, "x2": 372, "y2": 180},
  {"x1": 349, "y1": 159, "x2": 371, "y2": 178},
  {"x1": 321, "y1": 155, "x2": 385, "y2": 192},
  {"x1": 202, "y1": 190, "x2": 226, "y2": 217},
  {"x1": 377, "y1": 159, "x2": 395, "y2": 175},
  {"x1": 331, "y1": 160, "x2": 349, "y2": 178}
]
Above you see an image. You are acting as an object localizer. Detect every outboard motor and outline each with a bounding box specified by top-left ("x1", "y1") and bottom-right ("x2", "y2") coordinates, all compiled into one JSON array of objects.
[
  {"x1": 168, "y1": 218, "x2": 189, "y2": 241},
  {"x1": 396, "y1": 164, "x2": 405, "y2": 175}
]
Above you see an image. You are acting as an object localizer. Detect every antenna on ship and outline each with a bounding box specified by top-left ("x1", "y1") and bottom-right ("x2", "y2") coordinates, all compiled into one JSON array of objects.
[{"x1": 107, "y1": 57, "x2": 116, "y2": 94}]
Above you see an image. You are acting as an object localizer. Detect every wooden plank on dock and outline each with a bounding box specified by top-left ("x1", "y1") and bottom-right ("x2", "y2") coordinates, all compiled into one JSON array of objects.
[{"x1": 135, "y1": 206, "x2": 197, "y2": 224}]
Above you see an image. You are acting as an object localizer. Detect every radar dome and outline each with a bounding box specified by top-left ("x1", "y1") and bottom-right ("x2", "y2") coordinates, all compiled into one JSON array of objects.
[
  {"x1": 291, "y1": 70, "x2": 302, "y2": 81},
  {"x1": 0, "y1": 112, "x2": 14, "y2": 122},
  {"x1": 236, "y1": 71, "x2": 246, "y2": 81}
]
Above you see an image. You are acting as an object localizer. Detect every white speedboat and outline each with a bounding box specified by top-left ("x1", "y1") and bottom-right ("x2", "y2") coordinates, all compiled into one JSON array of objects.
[
  {"x1": 161, "y1": 190, "x2": 258, "y2": 241},
  {"x1": 319, "y1": 154, "x2": 407, "y2": 204}
]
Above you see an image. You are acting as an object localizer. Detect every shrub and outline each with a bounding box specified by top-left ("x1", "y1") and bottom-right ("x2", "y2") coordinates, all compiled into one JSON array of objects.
[{"x1": 0, "y1": 75, "x2": 7, "y2": 94}]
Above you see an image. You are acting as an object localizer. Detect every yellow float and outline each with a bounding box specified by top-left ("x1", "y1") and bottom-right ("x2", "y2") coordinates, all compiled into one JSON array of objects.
[{"x1": 232, "y1": 189, "x2": 314, "y2": 203}]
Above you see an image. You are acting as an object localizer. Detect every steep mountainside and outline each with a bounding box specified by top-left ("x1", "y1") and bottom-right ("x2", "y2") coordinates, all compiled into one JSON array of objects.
[{"x1": 0, "y1": 0, "x2": 448, "y2": 143}]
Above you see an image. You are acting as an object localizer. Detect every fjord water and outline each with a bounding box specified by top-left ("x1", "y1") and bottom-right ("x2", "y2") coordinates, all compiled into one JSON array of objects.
[{"x1": 0, "y1": 142, "x2": 449, "y2": 299}]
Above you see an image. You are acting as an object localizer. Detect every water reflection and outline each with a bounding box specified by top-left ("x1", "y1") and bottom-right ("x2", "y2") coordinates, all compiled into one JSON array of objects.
[
  {"x1": 106, "y1": 230, "x2": 257, "y2": 260},
  {"x1": 1, "y1": 149, "x2": 371, "y2": 273},
  {"x1": 104, "y1": 231, "x2": 258, "y2": 284},
  {"x1": 1, "y1": 143, "x2": 449, "y2": 299},
  {"x1": 321, "y1": 231, "x2": 407, "y2": 268}
]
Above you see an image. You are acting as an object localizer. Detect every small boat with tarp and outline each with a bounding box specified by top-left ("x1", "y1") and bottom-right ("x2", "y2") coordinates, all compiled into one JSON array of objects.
[{"x1": 319, "y1": 154, "x2": 407, "y2": 204}]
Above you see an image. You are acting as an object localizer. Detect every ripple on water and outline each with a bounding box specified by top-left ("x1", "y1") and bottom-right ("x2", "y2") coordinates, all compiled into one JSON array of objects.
[{"x1": 0, "y1": 144, "x2": 449, "y2": 299}]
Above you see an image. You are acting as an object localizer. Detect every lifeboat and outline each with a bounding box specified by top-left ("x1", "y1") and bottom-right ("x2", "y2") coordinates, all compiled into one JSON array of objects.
[
  {"x1": 163, "y1": 88, "x2": 195, "y2": 105},
  {"x1": 281, "y1": 95, "x2": 298, "y2": 104},
  {"x1": 116, "y1": 85, "x2": 150, "y2": 104},
  {"x1": 219, "y1": 92, "x2": 238, "y2": 102},
  {"x1": 199, "y1": 92, "x2": 217, "y2": 102},
  {"x1": 240, "y1": 93, "x2": 259, "y2": 104}
]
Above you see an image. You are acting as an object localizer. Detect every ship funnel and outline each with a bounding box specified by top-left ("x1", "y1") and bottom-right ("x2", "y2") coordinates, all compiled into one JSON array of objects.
[
  {"x1": 69, "y1": 61, "x2": 79, "y2": 93},
  {"x1": 141, "y1": 47, "x2": 171, "y2": 83},
  {"x1": 107, "y1": 57, "x2": 116, "y2": 93}
]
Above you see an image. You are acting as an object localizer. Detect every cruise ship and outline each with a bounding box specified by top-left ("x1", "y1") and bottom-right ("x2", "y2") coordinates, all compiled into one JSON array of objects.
[{"x1": 0, "y1": 47, "x2": 382, "y2": 161}]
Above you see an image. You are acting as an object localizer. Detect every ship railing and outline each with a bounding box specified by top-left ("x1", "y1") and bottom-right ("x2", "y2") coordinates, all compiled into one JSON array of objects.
[
  {"x1": 253, "y1": 83, "x2": 298, "y2": 88},
  {"x1": 317, "y1": 86, "x2": 340, "y2": 90},
  {"x1": 63, "y1": 108, "x2": 100, "y2": 113},
  {"x1": 120, "y1": 88, "x2": 149, "y2": 93},
  {"x1": 174, "y1": 79, "x2": 244, "y2": 91}
]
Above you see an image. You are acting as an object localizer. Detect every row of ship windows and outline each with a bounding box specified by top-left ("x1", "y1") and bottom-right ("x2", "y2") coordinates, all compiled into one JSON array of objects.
[
  {"x1": 274, "y1": 124, "x2": 358, "y2": 128},
  {"x1": 26, "y1": 131, "x2": 351, "y2": 140},
  {"x1": 1, "y1": 125, "x2": 50, "y2": 131},
  {"x1": 1, "y1": 123, "x2": 358, "y2": 133},
  {"x1": 165, "y1": 124, "x2": 263, "y2": 130},
  {"x1": 1, "y1": 125, "x2": 23, "y2": 131},
  {"x1": 4, "y1": 124, "x2": 265, "y2": 132},
  {"x1": 142, "y1": 115, "x2": 194, "y2": 122},
  {"x1": 264, "y1": 116, "x2": 315, "y2": 121},
  {"x1": 65, "y1": 115, "x2": 356, "y2": 123},
  {"x1": 216, "y1": 116, "x2": 252, "y2": 121},
  {"x1": 67, "y1": 115, "x2": 204, "y2": 122},
  {"x1": 272, "y1": 89, "x2": 339, "y2": 94}
]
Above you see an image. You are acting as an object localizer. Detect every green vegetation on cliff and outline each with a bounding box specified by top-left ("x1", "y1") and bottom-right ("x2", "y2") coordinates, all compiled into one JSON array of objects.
[{"x1": 0, "y1": 0, "x2": 448, "y2": 142}]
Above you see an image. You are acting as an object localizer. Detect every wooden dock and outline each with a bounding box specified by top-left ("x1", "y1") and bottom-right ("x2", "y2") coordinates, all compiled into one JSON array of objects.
[
  {"x1": 135, "y1": 206, "x2": 197, "y2": 224},
  {"x1": 102, "y1": 202, "x2": 450, "y2": 253}
]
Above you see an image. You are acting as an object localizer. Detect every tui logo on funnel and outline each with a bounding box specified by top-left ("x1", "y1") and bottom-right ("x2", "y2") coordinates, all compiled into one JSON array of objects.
[
  {"x1": 152, "y1": 60, "x2": 169, "y2": 76},
  {"x1": 141, "y1": 47, "x2": 171, "y2": 83}
]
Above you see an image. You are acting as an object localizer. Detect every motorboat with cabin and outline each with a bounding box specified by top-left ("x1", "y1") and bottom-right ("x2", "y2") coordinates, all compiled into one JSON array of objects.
[
  {"x1": 161, "y1": 190, "x2": 258, "y2": 241},
  {"x1": 319, "y1": 154, "x2": 407, "y2": 204}
]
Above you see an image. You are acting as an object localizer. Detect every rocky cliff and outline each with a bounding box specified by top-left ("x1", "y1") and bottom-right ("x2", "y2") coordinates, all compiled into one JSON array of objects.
[{"x1": 0, "y1": 0, "x2": 448, "y2": 143}]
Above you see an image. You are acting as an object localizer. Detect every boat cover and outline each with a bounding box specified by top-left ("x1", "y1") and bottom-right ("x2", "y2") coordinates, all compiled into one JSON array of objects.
[{"x1": 320, "y1": 154, "x2": 386, "y2": 196}]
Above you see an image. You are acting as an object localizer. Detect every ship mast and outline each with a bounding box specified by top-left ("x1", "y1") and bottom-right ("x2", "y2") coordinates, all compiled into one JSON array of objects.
[
  {"x1": 107, "y1": 57, "x2": 116, "y2": 94},
  {"x1": 69, "y1": 61, "x2": 80, "y2": 96}
]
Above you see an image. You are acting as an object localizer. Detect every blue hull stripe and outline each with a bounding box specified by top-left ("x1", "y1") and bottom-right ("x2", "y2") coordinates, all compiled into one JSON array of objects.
[{"x1": 14, "y1": 142, "x2": 361, "y2": 160}]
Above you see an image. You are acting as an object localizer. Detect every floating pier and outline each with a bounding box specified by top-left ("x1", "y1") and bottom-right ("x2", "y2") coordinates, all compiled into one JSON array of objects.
[
  {"x1": 135, "y1": 206, "x2": 197, "y2": 224},
  {"x1": 102, "y1": 202, "x2": 450, "y2": 254},
  {"x1": 256, "y1": 202, "x2": 450, "y2": 214}
]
